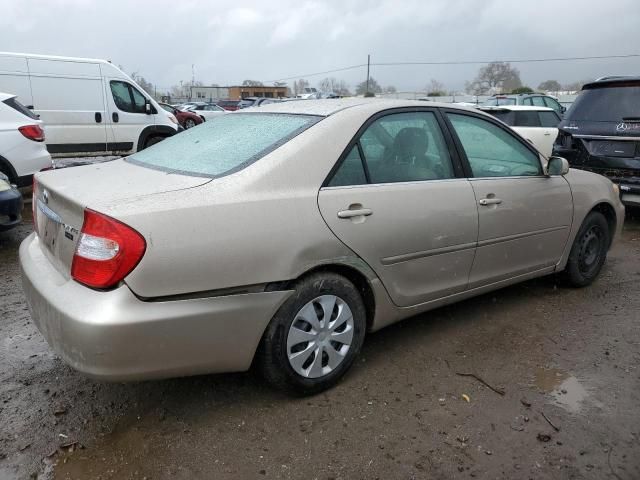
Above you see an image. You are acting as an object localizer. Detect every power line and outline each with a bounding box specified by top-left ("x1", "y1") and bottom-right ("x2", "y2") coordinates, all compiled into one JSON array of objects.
[{"x1": 267, "y1": 53, "x2": 640, "y2": 82}]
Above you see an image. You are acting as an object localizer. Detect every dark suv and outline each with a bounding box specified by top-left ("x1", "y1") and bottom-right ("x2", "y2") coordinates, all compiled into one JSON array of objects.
[{"x1": 553, "y1": 76, "x2": 640, "y2": 206}]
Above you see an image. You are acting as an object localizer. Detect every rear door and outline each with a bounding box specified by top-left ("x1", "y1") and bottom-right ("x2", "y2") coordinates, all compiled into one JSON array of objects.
[
  {"x1": 511, "y1": 110, "x2": 553, "y2": 157},
  {"x1": 444, "y1": 110, "x2": 573, "y2": 288},
  {"x1": 318, "y1": 109, "x2": 478, "y2": 307}
]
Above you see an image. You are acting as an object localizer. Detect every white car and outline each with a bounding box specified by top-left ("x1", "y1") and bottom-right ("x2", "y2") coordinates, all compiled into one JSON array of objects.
[
  {"x1": 0, "y1": 92, "x2": 51, "y2": 186},
  {"x1": 181, "y1": 103, "x2": 226, "y2": 121},
  {"x1": 479, "y1": 106, "x2": 561, "y2": 157}
]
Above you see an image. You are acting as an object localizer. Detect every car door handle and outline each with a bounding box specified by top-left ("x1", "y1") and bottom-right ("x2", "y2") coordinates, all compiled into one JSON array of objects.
[
  {"x1": 337, "y1": 208, "x2": 373, "y2": 219},
  {"x1": 544, "y1": 132, "x2": 552, "y2": 136},
  {"x1": 478, "y1": 198, "x2": 503, "y2": 206},
  {"x1": 95, "y1": 112, "x2": 102, "y2": 123},
  {"x1": 112, "y1": 112, "x2": 119, "y2": 123}
]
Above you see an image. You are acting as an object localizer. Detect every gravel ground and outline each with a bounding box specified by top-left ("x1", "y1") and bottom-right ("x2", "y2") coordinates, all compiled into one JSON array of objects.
[{"x1": 1, "y1": 205, "x2": 639, "y2": 480}]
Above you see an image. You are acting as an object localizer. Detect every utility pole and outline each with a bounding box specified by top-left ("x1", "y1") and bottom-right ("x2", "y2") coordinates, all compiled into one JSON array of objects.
[
  {"x1": 192, "y1": 64, "x2": 195, "y2": 86},
  {"x1": 366, "y1": 54, "x2": 370, "y2": 96}
]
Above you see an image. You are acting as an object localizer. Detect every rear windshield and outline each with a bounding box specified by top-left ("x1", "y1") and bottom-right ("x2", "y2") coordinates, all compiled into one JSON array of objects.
[
  {"x1": 483, "y1": 97, "x2": 516, "y2": 106},
  {"x1": 567, "y1": 84, "x2": 640, "y2": 122},
  {"x1": 3, "y1": 97, "x2": 38, "y2": 120},
  {"x1": 127, "y1": 113, "x2": 321, "y2": 177}
]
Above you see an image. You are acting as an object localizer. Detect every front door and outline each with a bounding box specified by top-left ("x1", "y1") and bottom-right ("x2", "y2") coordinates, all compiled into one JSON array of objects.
[
  {"x1": 318, "y1": 110, "x2": 478, "y2": 307},
  {"x1": 105, "y1": 79, "x2": 155, "y2": 154},
  {"x1": 445, "y1": 111, "x2": 573, "y2": 289}
]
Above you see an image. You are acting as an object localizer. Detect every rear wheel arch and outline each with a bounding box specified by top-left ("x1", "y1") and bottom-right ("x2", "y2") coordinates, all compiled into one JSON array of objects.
[
  {"x1": 280, "y1": 263, "x2": 376, "y2": 332},
  {"x1": 0, "y1": 155, "x2": 18, "y2": 183}
]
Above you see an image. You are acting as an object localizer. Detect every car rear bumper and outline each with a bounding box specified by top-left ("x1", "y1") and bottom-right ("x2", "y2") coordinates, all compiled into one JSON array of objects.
[
  {"x1": 0, "y1": 187, "x2": 23, "y2": 231},
  {"x1": 20, "y1": 233, "x2": 292, "y2": 381}
]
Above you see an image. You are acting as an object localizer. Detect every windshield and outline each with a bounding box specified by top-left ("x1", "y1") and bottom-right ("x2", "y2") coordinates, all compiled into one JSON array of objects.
[
  {"x1": 127, "y1": 113, "x2": 321, "y2": 177},
  {"x1": 567, "y1": 84, "x2": 640, "y2": 122}
]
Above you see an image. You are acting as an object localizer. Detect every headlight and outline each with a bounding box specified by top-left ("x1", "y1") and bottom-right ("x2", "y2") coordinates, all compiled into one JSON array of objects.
[
  {"x1": 0, "y1": 178, "x2": 10, "y2": 192},
  {"x1": 0, "y1": 172, "x2": 8, "y2": 182}
]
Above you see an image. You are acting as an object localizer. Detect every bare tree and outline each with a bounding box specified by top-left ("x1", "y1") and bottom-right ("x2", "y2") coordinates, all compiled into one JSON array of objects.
[
  {"x1": 130, "y1": 72, "x2": 155, "y2": 97},
  {"x1": 383, "y1": 85, "x2": 397, "y2": 94},
  {"x1": 538, "y1": 80, "x2": 562, "y2": 92},
  {"x1": 355, "y1": 77, "x2": 382, "y2": 95},
  {"x1": 292, "y1": 79, "x2": 310, "y2": 96},
  {"x1": 426, "y1": 79, "x2": 446, "y2": 96},
  {"x1": 468, "y1": 62, "x2": 522, "y2": 94},
  {"x1": 242, "y1": 79, "x2": 264, "y2": 86},
  {"x1": 318, "y1": 77, "x2": 351, "y2": 96}
]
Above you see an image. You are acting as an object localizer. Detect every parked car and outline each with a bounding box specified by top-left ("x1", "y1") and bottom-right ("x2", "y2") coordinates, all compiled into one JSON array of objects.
[
  {"x1": 21, "y1": 99, "x2": 623, "y2": 395},
  {"x1": 181, "y1": 103, "x2": 226, "y2": 121},
  {"x1": 0, "y1": 92, "x2": 52, "y2": 186},
  {"x1": 0, "y1": 172, "x2": 23, "y2": 231},
  {"x1": 159, "y1": 103, "x2": 202, "y2": 129},
  {"x1": 238, "y1": 97, "x2": 282, "y2": 109},
  {"x1": 0, "y1": 52, "x2": 179, "y2": 157},
  {"x1": 215, "y1": 100, "x2": 241, "y2": 111},
  {"x1": 553, "y1": 76, "x2": 640, "y2": 206},
  {"x1": 479, "y1": 105, "x2": 561, "y2": 157},
  {"x1": 483, "y1": 94, "x2": 566, "y2": 115}
]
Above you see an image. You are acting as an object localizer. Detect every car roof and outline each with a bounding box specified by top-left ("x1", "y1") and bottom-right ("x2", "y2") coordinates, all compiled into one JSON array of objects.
[
  {"x1": 479, "y1": 105, "x2": 554, "y2": 112},
  {"x1": 584, "y1": 76, "x2": 640, "y2": 89},
  {"x1": 246, "y1": 98, "x2": 476, "y2": 117}
]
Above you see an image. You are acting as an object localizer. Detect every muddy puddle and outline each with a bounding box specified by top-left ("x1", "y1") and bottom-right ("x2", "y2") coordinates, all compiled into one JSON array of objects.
[{"x1": 534, "y1": 367, "x2": 590, "y2": 413}]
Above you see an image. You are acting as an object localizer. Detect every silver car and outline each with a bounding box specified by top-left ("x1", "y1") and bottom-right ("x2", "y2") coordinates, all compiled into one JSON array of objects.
[{"x1": 21, "y1": 99, "x2": 624, "y2": 394}]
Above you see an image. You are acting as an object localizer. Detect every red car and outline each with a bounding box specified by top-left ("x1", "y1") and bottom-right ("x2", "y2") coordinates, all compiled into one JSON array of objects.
[
  {"x1": 215, "y1": 100, "x2": 241, "y2": 111},
  {"x1": 160, "y1": 103, "x2": 203, "y2": 129}
]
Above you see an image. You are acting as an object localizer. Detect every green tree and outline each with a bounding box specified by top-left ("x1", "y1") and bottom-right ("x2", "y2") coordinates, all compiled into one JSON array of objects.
[{"x1": 511, "y1": 86, "x2": 534, "y2": 94}]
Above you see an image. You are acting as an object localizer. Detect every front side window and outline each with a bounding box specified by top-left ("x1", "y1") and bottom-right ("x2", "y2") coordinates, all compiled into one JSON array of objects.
[
  {"x1": 543, "y1": 97, "x2": 561, "y2": 112},
  {"x1": 110, "y1": 81, "x2": 148, "y2": 114},
  {"x1": 532, "y1": 96, "x2": 546, "y2": 107},
  {"x1": 448, "y1": 113, "x2": 542, "y2": 178},
  {"x1": 128, "y1": 113, "x2": 320, "y2": 177}
]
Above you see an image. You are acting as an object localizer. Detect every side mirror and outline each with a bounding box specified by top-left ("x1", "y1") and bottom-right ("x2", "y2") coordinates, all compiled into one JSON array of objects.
[
  {"x1": 145, "y1": 100, "x2": 152, "y2": 115},
  {"x1": 547, "y1": 156, "x2": 570, "y2": 176}
]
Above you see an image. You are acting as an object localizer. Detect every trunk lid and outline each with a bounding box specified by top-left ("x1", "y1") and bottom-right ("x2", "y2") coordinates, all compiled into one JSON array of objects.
[{"x1": 34, "y1": 159, "x2": 210, "y2": 277}]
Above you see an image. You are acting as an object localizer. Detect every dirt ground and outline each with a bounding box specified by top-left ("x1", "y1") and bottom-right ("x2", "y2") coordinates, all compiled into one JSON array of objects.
[{"x1": 1, "y1": 205, "x2": 639, "y2": 480}]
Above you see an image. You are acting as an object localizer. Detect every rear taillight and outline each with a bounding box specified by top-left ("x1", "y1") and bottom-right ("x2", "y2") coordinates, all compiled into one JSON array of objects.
[
  {"x1": 19, "y1": 125, "x2": 45, "y2": 142},
  {"x1": 71, "y1": 209, "x2": 146, "y2": 289}
]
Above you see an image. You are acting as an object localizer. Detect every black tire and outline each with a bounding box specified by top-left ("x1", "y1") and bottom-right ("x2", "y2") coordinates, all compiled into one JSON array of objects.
[
  {"x1": 258, "y1": 273, "x2": 367, "y2": 395},
  {"x1": 184, "y1": 118, "x2": 196, "y2": 129},
  {"x1": 561, "y1": 211, "x2": 610, "y2": 287},
  {"x1": 143, "y1": 136, "x2": 164, "y2": 149}
]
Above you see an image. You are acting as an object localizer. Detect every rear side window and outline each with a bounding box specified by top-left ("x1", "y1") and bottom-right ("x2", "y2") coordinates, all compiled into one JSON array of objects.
[
  {"x1": 127, "y1": 113, "x2": 320, "y2": 177},
  {"x1": 567, "y1": 84, "x2": 640, "y2": 121},
  {"x1": 448, "y1": 113, "x2": 541, "y2": 177},
  {"x1": 328, "y1": 146, "x2": 367, "y2": 187},
  {"x1": 514, "y1": 111, "x2": 541, "y2": 127},
  {"x1": 3, "y1": 96, "x2": 38, "y2": 120},
  {"x1": 539, "y1": 111, "x2": 561, "y2": 127}
]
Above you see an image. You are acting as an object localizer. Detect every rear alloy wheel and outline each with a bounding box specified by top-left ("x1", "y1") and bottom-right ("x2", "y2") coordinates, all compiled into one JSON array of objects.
[
  {"x1": 562, "y1": 211, "x2": 610, "y2": 287},
  {"x1": 184, "y1": 118, "x2": 196, "y2": 129},
  {"x1": 258, "y1": 273, "x2": 366, "y2": 395}
]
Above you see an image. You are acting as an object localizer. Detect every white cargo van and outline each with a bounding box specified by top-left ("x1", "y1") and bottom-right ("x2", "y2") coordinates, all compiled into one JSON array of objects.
[{"x1": 0, "y1": 52, "x2": 179, "y2": 157}]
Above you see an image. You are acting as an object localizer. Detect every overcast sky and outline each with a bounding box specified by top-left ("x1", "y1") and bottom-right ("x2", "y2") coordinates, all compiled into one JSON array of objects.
[{"x1": 1, "y1": 0, "x2": 639, "y2": 93}]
